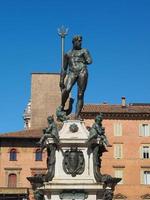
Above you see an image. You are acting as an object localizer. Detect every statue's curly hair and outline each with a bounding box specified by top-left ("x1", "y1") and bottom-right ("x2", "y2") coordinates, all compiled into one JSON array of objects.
[{"x1": 72, "y1": 35, "x2": 82, "y2": 43}]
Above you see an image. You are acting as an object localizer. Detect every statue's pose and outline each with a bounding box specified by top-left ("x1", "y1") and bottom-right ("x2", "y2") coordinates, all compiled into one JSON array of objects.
[
  {"x1": 38, "y1": 116, "x2": 59, "y2": 150},
  {"x1": 59, "y1": 35, "x2": 92, "y2": 119},
  {"x1": 88, "y1": 113, "x2": 111, "y2": 147}
]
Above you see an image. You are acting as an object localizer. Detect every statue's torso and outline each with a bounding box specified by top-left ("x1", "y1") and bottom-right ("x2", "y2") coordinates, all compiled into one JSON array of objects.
[{"x1": 67, "y1": 48, "x2": 89, "y2": 73}]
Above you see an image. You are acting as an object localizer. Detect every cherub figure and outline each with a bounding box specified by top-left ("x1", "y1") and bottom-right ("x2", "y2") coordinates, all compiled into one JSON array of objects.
[
  {"x1": 38, "y1": 116, "x2": 59, "y2": 150},
  {"x1": 88, "y1": 113, "x2": 111, "y2": 147}
]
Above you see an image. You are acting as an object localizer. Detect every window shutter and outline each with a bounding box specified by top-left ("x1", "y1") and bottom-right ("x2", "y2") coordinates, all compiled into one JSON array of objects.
[
  {"x1": 145, "y1": 125, "x2": 149, "y2": 136},
  {"x1": 119, "y1": 123, "x2": 122, "y2": 136},
  {"x1": 114, "y1": 144, "x2": 122, "y2": 159},
  {"x1": 114, "y1": 123, "x2": 122, "y2": 136},
  {"x1": 148, "y1": 125, "x2": 150, "y2": 136},
  {"x1": 114, "y1": 124, "x2": 116, "y2": 136}
]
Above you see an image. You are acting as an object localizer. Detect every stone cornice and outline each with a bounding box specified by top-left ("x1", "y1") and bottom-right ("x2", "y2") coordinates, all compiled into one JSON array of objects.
[{"x1": 81, "y1": 112, "x2": 150, "y2": 120}]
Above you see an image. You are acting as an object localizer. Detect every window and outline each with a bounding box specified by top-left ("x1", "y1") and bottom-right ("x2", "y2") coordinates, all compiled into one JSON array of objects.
[
  {"x1": 144, "y1": 171, "x2": 150, "y2": 184},
  {"x1": 139, "y1": 124, "x2": 150, "y2": 136},
  {"x1": 5, "y1": 168, "x2": 21, "y2": 187},
  {"x1": 141, "y1": 145, "x2": 150, "y2": 159},
  {"x1": 114, "y1": 123, "x2": 122, "y2": 136},
  {"x1": 114, "y1": 144, "x2": 123, "y2": 159},
  {"x1": 35, "y1": 149, "x2": 42, "y2": 161},
  {"x1": 141, "y1": 171, "x2": 150, "y2": 185},
  {"x1": 114, "y1": 168, "x2": 123, "y2": 184},
  {"x1": 10, "y1": 149, "x2": 17, "y2": 161},
  {"x1": 8, "y1": 173, "x2": 17, "y2": 187},
  {"x1": 141, "y1": 169, "x2": 150, "y2": 185}
]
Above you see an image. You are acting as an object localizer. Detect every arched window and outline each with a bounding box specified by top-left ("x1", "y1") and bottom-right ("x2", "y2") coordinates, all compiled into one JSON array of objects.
[
  {"x1": 10, "y1": 149, "x2": 17, "y2": 161},
  {"x1": 8, "y1": 173, "x2": 17, "y2": 188},
  {"x1": 35, "y1": 149, "x2": 42, "y2": 161}
]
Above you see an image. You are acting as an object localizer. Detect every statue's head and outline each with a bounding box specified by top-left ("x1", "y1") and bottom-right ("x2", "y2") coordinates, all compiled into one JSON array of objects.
[
  {"x1": 47, "y1": 115, "x2": 54, "y2": 124},
  {"x1": 95, "y1": 113, "x2": 103, "y2": 123},
  {"x1": 72, "y1": 35, "x2": 82, "y2": 50}
]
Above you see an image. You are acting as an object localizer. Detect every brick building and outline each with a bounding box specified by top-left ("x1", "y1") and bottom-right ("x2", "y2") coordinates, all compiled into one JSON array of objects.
[
  {"x1": 0, "y1": 73, "x2": 150, "y2": 200},
  {"x1": 0, "y1": 129, "x2": 46, "y2": 200},
  {"x1": 82, "y1": 102, "x2": 150, "y2": 200}
]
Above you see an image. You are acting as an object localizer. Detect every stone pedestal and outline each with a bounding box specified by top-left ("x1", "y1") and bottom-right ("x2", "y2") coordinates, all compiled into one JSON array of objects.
[
  {"x1": 37, "y1": 120, "x2": 113, "y2": 200},
  {"x1": 52, "y1": 120, "x2": 94, "y2": 183}
]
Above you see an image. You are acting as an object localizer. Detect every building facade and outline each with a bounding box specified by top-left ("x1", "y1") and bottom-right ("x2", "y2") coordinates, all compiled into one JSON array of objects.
[
  {"x1": 82, "y1": 103, "x2": 150, "y2": 200},
  {"x1": 0, "y1": 129, "x2": 46, "y2": 200}
]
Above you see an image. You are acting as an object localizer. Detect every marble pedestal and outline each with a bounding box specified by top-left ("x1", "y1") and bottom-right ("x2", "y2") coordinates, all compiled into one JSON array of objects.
[{"x1": 38, "y1": 120, "x2": 112, "y2": 200}]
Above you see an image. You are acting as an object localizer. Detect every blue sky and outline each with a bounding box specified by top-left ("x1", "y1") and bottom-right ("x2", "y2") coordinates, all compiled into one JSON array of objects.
[{"x1": 0, "y1": 0, "x2": 150, "y2": 133}]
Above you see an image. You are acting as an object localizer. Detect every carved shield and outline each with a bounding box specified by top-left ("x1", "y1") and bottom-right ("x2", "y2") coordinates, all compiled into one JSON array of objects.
[
  {"x1": 68, "y1": 150, "x2": 79, "y2": 173},
  {"x1": 63, "y1": 147, "x2": 85, "y2": 177}
]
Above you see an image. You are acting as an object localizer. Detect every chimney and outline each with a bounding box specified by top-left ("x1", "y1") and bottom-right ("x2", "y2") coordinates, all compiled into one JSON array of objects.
[{"x1": 121, "y1": 96, "x2": 126, "y2": 107}]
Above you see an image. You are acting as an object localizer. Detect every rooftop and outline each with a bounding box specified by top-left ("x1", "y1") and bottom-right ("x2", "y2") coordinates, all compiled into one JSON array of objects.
[
  {"x1": 82, "y1": 103, "x2": 150, "y2": 119},
  {"x1": 0, "y1": 123, "x2": 63, "y2": 139},
  {"x1": 1, "y1": 102, "x2": 150, "y2": 138},
  {"x1": 0, "y1": 128, "x2": 43, "y2": 139}
]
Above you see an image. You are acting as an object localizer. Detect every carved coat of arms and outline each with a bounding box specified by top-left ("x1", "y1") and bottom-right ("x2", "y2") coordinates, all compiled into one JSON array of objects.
[{"x1": 63, "y1": 147, "x2": 85, "y2": 177}]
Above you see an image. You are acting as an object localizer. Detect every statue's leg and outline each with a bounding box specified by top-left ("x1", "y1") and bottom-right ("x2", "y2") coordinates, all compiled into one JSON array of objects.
[
  {"x1": 45, "y1": 145, "x2": 56, "y2": 182},
  {"x1": 61, "y1": 73, "x2": 76, "y2": 109},
  {"x1": 76, "y1": 69, "x2": 88, "y2": 118}
]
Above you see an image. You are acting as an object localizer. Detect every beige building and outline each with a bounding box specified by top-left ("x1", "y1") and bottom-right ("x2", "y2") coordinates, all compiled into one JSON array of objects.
[
  {"x1": 0, "y1": 73, "x2": 150, "y2": 200},
  {"x1": 82, "y1": 103, "x2": 150, "y2": 200}
]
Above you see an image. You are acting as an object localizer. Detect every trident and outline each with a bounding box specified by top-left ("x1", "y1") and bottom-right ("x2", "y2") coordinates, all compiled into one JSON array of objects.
[{"x1": 58, "y1": 25, "x2": 69, "y2": 68}]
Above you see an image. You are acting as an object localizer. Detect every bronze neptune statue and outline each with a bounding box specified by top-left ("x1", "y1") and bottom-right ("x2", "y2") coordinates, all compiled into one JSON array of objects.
[{"x1": 59, "y1": 35, "x2": 92, "y2": 119}]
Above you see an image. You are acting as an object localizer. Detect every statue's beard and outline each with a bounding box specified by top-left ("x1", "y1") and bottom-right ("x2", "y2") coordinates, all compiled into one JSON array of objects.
[{"x1": 73, "y1": 44, "x2": 81, "y2": 50}]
